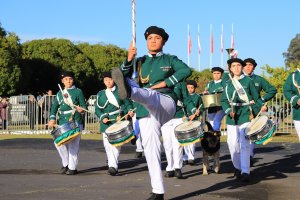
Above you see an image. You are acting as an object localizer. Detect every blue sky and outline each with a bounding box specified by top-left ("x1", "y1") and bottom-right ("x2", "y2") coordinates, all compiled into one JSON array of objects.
[{"x1": 1, "y1": 0, "x2": 299, "y2": 75}]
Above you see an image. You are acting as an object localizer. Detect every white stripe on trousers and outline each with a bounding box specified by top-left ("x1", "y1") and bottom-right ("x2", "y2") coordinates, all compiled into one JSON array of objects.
[{"x1": 227, "y1": 122, "x2": 251, "y2": 174}]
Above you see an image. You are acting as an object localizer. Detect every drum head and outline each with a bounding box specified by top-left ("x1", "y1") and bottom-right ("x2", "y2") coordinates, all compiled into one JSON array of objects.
[
  {"x1": 245, "y1": 116, "x2": 268, "y2": 136},
  {"x1": 106, "y1": 120, "x2": 130, "y2": 134},
  {"x1": 175, "y1": 121, "x2": 201, "y2": 132}
]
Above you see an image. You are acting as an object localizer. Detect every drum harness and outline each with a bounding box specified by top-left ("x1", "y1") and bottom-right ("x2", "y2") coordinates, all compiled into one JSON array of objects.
[{"x1": 226, "y1": 74, "x2": 254, "y2": 120}]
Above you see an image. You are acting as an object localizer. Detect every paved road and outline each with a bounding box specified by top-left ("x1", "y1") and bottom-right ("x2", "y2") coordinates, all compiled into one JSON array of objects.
[{"x1": 0, "y1": 138, "x2": 299, "y2": 200}]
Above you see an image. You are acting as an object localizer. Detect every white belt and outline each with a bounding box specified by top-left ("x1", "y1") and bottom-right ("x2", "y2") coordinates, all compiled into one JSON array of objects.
[
  {"x1": 59, "y1": 110, "x2": 73, "y2": 114},
  {"x1": 230, "y1": 102, "x2": 250, "y2": 106},
  {"x1": 108, "y1": 110, "x2": 120, "y2": 116}
]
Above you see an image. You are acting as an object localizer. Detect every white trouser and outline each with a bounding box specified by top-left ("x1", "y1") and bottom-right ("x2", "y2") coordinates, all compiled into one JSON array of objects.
[
  {"x1": 129, "y1": 81, "x2": 176, "y2": 194},
  {"x1": 293, "y1": 120, "x2": 300, "y2": 142},
  {"x1": 103, "y1": 133, "x2": 121, "y2": 169},
  {"x1": 208, "y1": 110, "x2": 225, "y2": 131},
  {"x1": 227, "y1": 123, "x2": 251, "y2": 174},
  {"x1": 183, "y1": 143, "x2": 195, "y2": 161},
  {"x1": 132, "y1": 115, "x2": 143, "y2": 152},
  {"x1": 161, "y1": 118, "x2": 183, "y2": 171},
  {"x1": 55, "y1": 124, "x2": 83, "y2": 170}
]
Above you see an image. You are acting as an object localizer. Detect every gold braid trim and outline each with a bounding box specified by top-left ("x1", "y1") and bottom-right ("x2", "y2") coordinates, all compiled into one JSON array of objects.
[{"x1": 137, "y1": 58, "x2": 149, "y2": 84}]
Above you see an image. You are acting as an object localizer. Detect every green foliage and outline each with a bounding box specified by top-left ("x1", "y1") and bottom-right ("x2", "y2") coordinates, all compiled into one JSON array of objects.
[
  {"x1": 21, "y1": 39, "x2": 98, "y2": 96},
  {"x1": 189, "y1": 68, "x2": 212, "y2": 93},
  {"x1": 283, "y1": 34, "x2": 300, "y2": 67},
  {"x1": 0, "y1": 24, "x2": 22, "y2": 95},
  {"x1": 76, "y1": 43, "x2": 127, "y2": 80}
]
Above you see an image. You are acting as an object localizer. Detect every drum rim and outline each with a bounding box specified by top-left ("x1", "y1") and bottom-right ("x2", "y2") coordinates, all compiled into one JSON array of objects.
[
  {"x1": 245, "y1": 116, "x2": 269, "y2": 136},
  {"x1": 174, "y1": 121, "x2": 201, "y2": 132}
]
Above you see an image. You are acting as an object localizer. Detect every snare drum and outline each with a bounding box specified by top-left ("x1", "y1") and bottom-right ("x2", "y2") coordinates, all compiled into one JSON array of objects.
[
  {"x1": 51, "y1": 121, "x2": 81, "y2": 146},
  {"x1": 105, "y1": 120, "x2": 134, "y2": 147},
  {"x1": 174, "y1": 121, "x2": 204, "y2": 146},
  {"x1": 200, "y1": 92, "x2": 222, "y2": 108},
  {"x1": 245, "y1": 115, "x2": 276, "y2": 145}
]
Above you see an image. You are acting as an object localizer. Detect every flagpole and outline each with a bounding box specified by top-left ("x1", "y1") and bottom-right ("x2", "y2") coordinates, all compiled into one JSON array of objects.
[
  {"x1": 131, "y1": 0, "x2": 137, "y2": 80},
  {"x1": 231, "y1": 23, "x2": 234, "y2": 49},
  {"x1": 198, "y1": 24, "x2": 200, "y2": 71},
  {"x1": 210, "y1": 24, "x2": 212, "y2": 69},
  {"x1": 221, "y1": 24, "x2": 224, "y2": 68},
  {"x1": 187, "y1": 24, "x2": 190, "y2": 66}
]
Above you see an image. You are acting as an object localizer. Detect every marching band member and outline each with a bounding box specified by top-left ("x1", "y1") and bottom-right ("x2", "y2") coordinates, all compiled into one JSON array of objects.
[
  {"x1": 95, "y1": 71, "x2": 134, "y2": 176},
  {"x1": 204, "y1": 67, "x2": 226, "y2": 131},
  {"x1": 162, "y1": 82, "x2": 201, "y2": 179},
  {"x1": 283, "y1": 68, "x2": 300, "y2": 142},
  {"x1": 48, "y1": 71, "x2": 87, "y2": 175},
  {"x1": 221, "y1": 58, "x2": 262, "y2": 182},
  {"x1": 243, "y1": 58, "x2": 277, "y2": 165},
  {"x1": 112, "y1": 26, "x2": 191, "y2": 200},
  {"x1": 183, "y1": 80, "x2": 203, "y2": 165}
]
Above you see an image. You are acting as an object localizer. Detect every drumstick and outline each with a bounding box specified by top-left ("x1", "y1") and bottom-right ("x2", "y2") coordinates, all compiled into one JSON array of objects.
[
  {"x1": 252, "y1": 102, "x2": 268, "y2": 122},
  {"x1": 117, "y1": 108, "x2": 137, "y2": 122},
  {"x1": 187, "y1": 104, "x2": 203, "y2": 126},
  {"x1": 73, "y1": 105, "x2": 92, "y2": 113}
]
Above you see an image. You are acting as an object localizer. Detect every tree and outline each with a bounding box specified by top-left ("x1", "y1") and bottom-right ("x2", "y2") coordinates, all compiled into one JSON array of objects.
[
  {"x1": 283, "y1": 34, "x2": 300, "y2": 67},
  {"x1": 21, "y1": 39, "x2": 98, "y2": 96},
  {"x1": 0, "y1": 24, "x2": 22, "y2": 95}
]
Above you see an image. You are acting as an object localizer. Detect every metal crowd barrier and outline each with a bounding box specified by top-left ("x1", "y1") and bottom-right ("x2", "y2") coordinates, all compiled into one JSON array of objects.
[{"x1": 0, "y1": 93, "x2": 296, "y2": 136}]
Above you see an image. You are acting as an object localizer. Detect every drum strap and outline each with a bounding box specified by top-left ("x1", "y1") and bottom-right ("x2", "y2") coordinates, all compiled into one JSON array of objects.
[{"x1": 105, "y1": 87, "x2": 120, "y2": 108}]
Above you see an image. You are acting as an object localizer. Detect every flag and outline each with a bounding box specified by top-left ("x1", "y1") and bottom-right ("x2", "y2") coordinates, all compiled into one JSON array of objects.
[
  {"x1": 197, "y1": 31, "x2": 201, "y2": 55},
  {"x1": 210, "y1": 29, "x2": 214, "y2": 54},
  {"x1": 188, "y1": 31, "x2": 192, "y2": 55}
]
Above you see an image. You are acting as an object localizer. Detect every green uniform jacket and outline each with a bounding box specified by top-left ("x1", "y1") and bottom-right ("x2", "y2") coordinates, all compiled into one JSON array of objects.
[
  {"x1": 221, "y1": 76, "x2": 262, "y2": 125},
  {"x1": 283, "y1": 70, "x2": 300, "y2": 120},
  {"x1": 247, "y1": 73, "x2": 277, "y2": 108},
  {"x1": 121, "y1": 52, "x2": 191, "y2": 118},
  {"x1": 173, "y1": 82, "x2": 200, "y2": 118},
  {"x1": 95, "y1": 86, "x2": 133, "y2": 132},
  {"x1": 206, "y1": 80, "x2": 224, "y2": 113},
  {"x1": 50, "y1": 86, "x2": 86, "y2": 125},
  {"x1": 187, "y1": 92, "x2": 204, "y2": 118}
]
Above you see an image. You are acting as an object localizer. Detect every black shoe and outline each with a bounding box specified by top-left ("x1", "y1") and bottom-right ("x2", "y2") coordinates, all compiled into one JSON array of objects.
[
  {"x1": 183, "y1": 160, "x2": 188, "y2": 165},
  {"x1": 131, "y1": 136, "x2": 137, "y2": 145},
  {"x1": 164, "y1": 170, "x2": 175, "y2": 178},
  {"x1": 135, "y1": 152, "x2": 143, "y2": 159},
  {"x1": 111, "y1": 67, "x2": 130, "y2": 100},
  {"x1": 146, "y1": 193, "x2": 164, "y2": 200},
  {"x1": 108, "y1": 167, "x2": 118, "y2": 176},
  {"x1": 60, "y1": 166, "x2": 68, "y2": 174},
  {"x1": 233, "y1": 169, "x2": 241, "y2": 179},
  {"x1": 188, "y1": 159, "x2": 195, "y2": 166},
  {"x1": 240, "y1": 173, "x2": 250, "y2": 182},
  {"x1": 174, "y1": 169, "x2": 183, "y2": 179},
  {"x1": 66, "y1": 169, "x2": 77, "y2": 175},
  {"x1": 250, "y1": 156, "x2": 255, "y2": 167}
]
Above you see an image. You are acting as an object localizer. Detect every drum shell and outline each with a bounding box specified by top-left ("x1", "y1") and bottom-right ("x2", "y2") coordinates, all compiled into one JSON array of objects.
[
  {"x1": 105, "y1": 121, "x2": 134, "y2": 146},
  {"x1": 174, "y1": 122, "x2": 203, "y2": 145},
  {"x1": 245, "y1": 118, "x2": 275, "y2": 143},
  {"x1": 50, "y1": 121, "x2": 80, "y2": 146},
  {"x1": 201, "y1": 92, "x2": 222, "y2": 108}
]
